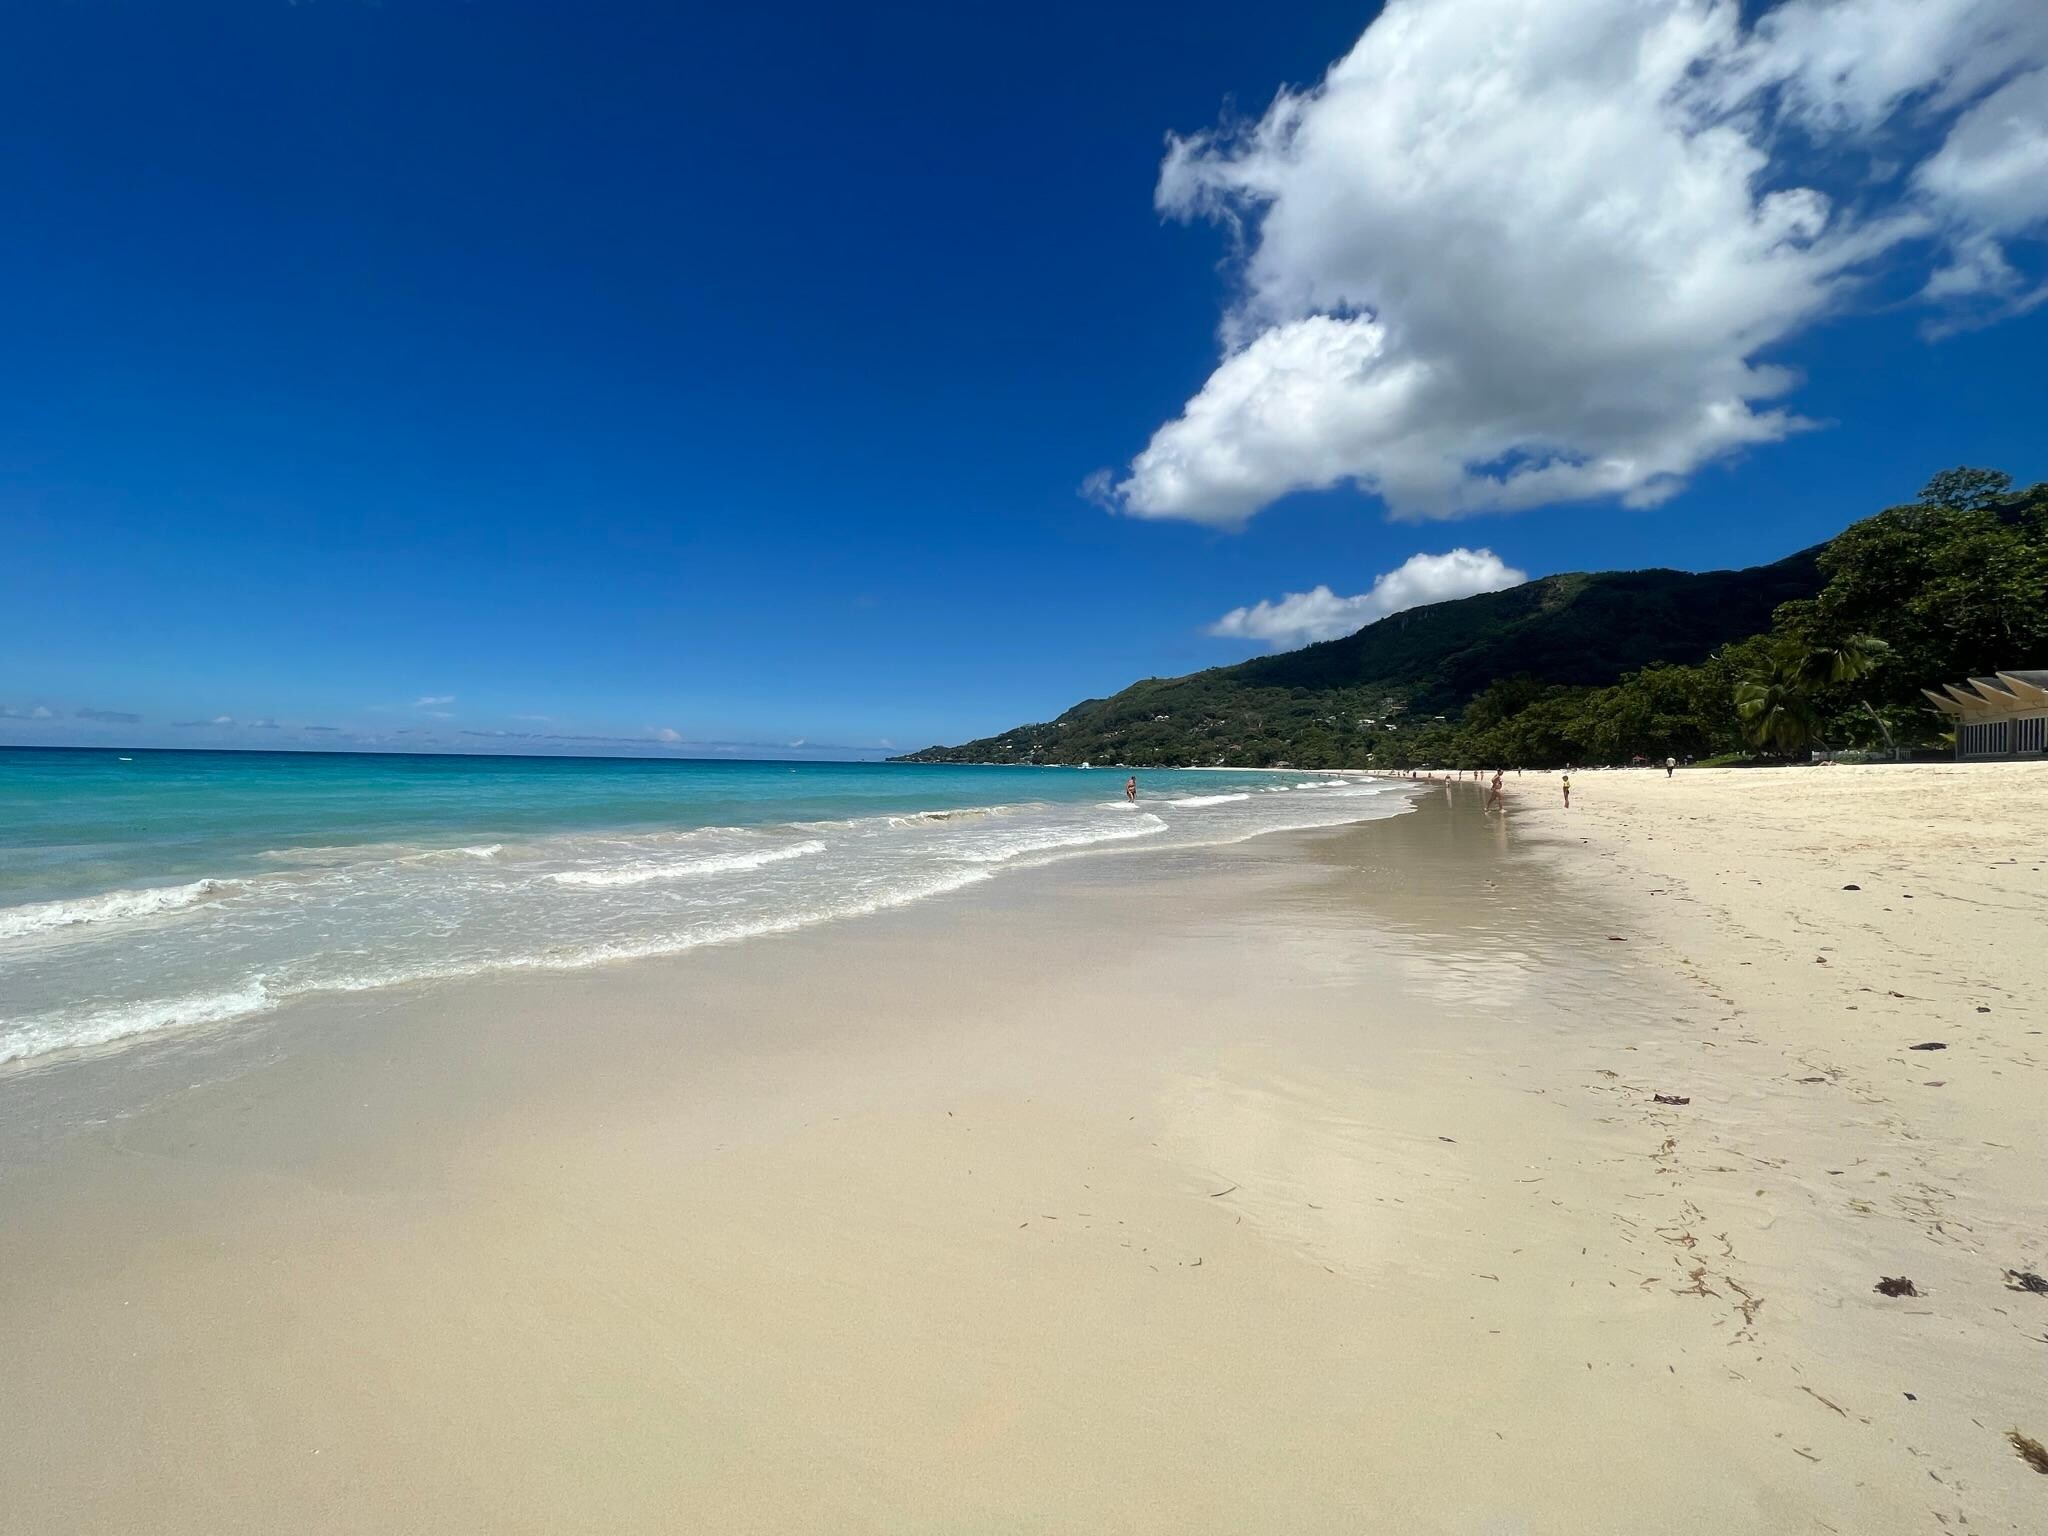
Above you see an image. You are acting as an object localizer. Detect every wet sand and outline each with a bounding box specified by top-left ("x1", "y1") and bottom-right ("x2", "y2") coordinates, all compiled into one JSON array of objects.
[{"x1": 2, "y1": 768, "x2": 2044, "y2": 1533}]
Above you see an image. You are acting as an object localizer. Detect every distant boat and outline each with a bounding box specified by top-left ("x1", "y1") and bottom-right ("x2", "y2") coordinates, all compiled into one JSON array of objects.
[
  {"x1": 117, "y1": 756, "x2": 133, "y2": 762},
  {"x1": 1078, "y1": 761, "x2": 1092, "y2": 769}
]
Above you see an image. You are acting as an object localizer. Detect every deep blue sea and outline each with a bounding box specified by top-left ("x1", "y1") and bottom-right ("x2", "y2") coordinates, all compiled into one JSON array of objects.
[{"x1": 0, "y1": 748, "x2": 1413, "y2": 1066}]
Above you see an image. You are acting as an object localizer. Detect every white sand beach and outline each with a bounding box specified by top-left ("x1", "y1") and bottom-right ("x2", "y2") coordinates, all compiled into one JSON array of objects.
[{"x1": 2, "y1": 763, "x2": 2044, "y2": 1534}]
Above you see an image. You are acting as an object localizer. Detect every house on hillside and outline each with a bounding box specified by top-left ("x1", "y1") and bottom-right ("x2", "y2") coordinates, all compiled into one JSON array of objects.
[{"x1": 1923, "y1": 670, "x2": 2048, "y2": 760}]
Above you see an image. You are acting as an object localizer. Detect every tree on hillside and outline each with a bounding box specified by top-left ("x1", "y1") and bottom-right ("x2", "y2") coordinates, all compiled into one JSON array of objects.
[
  {"x1": 1805, "y1": 474, "x2": 2047, "y2": 718},
  {"x1": 1920, "y1": 466, "x2": 2013, "y2": 512}
]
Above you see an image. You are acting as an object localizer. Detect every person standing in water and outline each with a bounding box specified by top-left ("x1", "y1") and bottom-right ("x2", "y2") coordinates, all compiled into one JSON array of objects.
[
  {"x1": 1125, "y1": 776, "x2": 1138, "y2": 804},
  {"x1": 1562, "y1": 772, "x2": 1572, "y2": 809},
  {"x1": 1488, "y1": 769, "x2": 1504, "y2": 812}
]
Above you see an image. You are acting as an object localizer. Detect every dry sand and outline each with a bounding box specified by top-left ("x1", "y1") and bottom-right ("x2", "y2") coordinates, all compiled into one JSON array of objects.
[{"x1": 1, "y1": 763, "x2": 2044, "y2": 1534}]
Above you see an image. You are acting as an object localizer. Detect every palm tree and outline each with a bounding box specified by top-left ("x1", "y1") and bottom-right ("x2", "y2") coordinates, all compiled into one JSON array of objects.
[
  {"x1": 1735, "y1": 634, "x2": 1889, "y2": 758},
  {"x1": 1804, "y1": 634, "x2": 1893, "y2": 755},
  {"x1": 1794, "y1": 633, "x2": 1890, "y2": 690},
  {"x1": 1735, "y1": 652, "x2": 1818, "y2": 756}
]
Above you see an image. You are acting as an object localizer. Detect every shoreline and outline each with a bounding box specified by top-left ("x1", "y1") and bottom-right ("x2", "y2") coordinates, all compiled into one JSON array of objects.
[
  {"x1": 0, "y1": 768, "x2": 1417, "y2": 1075},
  {"x1": 2, "y1": 765, "x2": 2043, "y2": 1532}
]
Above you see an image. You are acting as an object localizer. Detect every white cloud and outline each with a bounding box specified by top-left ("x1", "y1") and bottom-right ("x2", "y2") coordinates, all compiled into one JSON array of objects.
[
  {"x1": 1211, "y1": 548, "x2": 1526, "y2": 647},
  {"x1": 1914, "y1": 64, "x2": 2048, "y2": 328},
  {"x1": 1726, "y1": 0, "x2": 2040, "y2": 131},
  {"x1": 654, "y1": 727, "x2": 683, "y2": 744},
  {"x1": 413, "y1": 694, "x2": 455, "y2": 708},
  {"x1": 212, "y1": 714, "x2": 234, "y2": 725},
  {"x1": 1916, "y1": 64, "x2": 2048, "y2": 235},
  {"x1": 1105, "y1": 0, "x2": 2048, "y2": 526}
]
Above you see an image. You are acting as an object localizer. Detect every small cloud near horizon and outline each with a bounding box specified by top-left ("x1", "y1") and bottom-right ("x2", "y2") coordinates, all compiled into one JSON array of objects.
[
  {"x1": 75, "y1": 707, "x2": 142, "y2": 724},
  {"x1": 413, "y1": 695, "x2": 455, "y2": 708},
  {"x1": 1211, "y1": 548, "x2": 1526, "y2": 648}
]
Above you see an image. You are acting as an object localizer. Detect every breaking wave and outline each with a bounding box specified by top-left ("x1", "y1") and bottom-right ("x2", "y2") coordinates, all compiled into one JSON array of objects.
[
  {"x1": 0, "y1": 979, "x2": 276, "y2": 1067},
  {"x1": 947, "y1": 813, "x2": 1167, "y2": 863},
  {"x1": 548, "y1": 840, "x2": 826, "y2": 887},
  {"x1": 0, "y1": 879, "x2": 236, "y2": 942}
]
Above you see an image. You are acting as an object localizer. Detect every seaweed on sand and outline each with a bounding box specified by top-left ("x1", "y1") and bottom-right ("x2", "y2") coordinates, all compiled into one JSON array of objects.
[{"x1": 2008, "y1": 1429, "x2": 2048, "y2": 1474}]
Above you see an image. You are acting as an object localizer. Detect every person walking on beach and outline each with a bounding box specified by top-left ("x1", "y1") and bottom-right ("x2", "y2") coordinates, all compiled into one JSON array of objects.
[
  {"x1": 1125, "y1": 776, "x2": 1138, "y2": 805},
  {"x1": 1487, "y1": 769, "x2": 1504, "y2": 812},
  {"x1": 1562, "y1": 772, "x2": 1571, "y2": 810},
  {"x1": 1665, "y1": 756, "x2": 1676, "y2": 779}
]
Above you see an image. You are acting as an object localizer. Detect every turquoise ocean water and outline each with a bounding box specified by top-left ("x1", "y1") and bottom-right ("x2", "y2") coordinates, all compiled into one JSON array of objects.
[{"x1": 0, "y1": 748, "x2": 1413, "y2": 1066}]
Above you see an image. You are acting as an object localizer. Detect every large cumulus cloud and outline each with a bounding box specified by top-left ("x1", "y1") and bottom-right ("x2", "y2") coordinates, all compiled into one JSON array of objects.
[{"x1": 1104, "y1": 0, "x2": 2048, "y2": 526}]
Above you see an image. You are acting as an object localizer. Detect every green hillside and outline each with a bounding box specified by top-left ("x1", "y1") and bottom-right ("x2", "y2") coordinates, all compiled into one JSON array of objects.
[
  {"x1": 896, "y1": 470, "x2": 2046, "y2": 770},
  {"x1": 894, "y1": 550, "x2": 1824, "y2": 767}
]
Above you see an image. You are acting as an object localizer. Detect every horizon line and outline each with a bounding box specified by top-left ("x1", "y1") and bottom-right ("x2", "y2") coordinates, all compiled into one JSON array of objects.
[{"x1": 0, "y1": 741, "x2": 913, "y2": 767}]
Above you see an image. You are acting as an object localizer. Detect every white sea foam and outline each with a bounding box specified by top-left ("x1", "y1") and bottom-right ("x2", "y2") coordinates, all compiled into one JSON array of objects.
[
  {"x1": 948, "y1": 813, "x2": 1167, "y2": 864},
  {"x1": 0, "y1": 979, "x2": 274, "y2": 1067},
  {"x1": 516, "y1": 865, "x2": 999, "y2": 972},
  {"x1": 0, "y1": 878, "x2": 237, "y2": 942},
  {"x1": 256, "y1": 839, "x2": 506, "y2": 866},
  {"x1": 547, "y1": 840, "x2": 826, "y2": 887},
  {"x1": 1164, "y1": 792, "x2": 1252, "y2": 807},
  {"x1": 884, "y1": 804, "x2": 1025, "y2": 827}
]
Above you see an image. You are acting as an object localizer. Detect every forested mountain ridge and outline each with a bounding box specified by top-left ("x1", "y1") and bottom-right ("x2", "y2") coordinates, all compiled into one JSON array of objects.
[
  {"x1": 894, "y1": 550, "x2": 1824, "y2": 767},
  {"x1": 894, "y1": 469, "x2": 2046, "y2": 771},
  {"x1": 1222, "y1": 553, "x2": 1824, "y2": 707}
]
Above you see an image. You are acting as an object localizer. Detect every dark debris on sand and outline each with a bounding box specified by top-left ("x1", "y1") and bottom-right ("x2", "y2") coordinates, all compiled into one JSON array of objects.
[
  {"x1": 2009, "y1": 1429, "x2": 2048, "y2": 1475},
  {"x1": 1874, "y1": 1276, "x2": 1921, "y2": 1297}
]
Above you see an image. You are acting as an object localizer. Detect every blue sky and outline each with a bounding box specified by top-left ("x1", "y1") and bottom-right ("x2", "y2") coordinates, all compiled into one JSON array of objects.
[{"x1": 4, "y1": 1, "x2": 2044, "y2": 757}]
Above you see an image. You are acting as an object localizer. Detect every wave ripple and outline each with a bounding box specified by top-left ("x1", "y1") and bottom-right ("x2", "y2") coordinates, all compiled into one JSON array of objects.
[{"x1": 0, "y1": 879, "x2": 236, "y2": 942}]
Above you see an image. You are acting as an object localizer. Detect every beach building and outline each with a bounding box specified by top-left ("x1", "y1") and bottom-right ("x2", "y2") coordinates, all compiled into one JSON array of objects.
[{"x1": 1923, "y1": 669, "x2": 2048, "y2": 759}]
